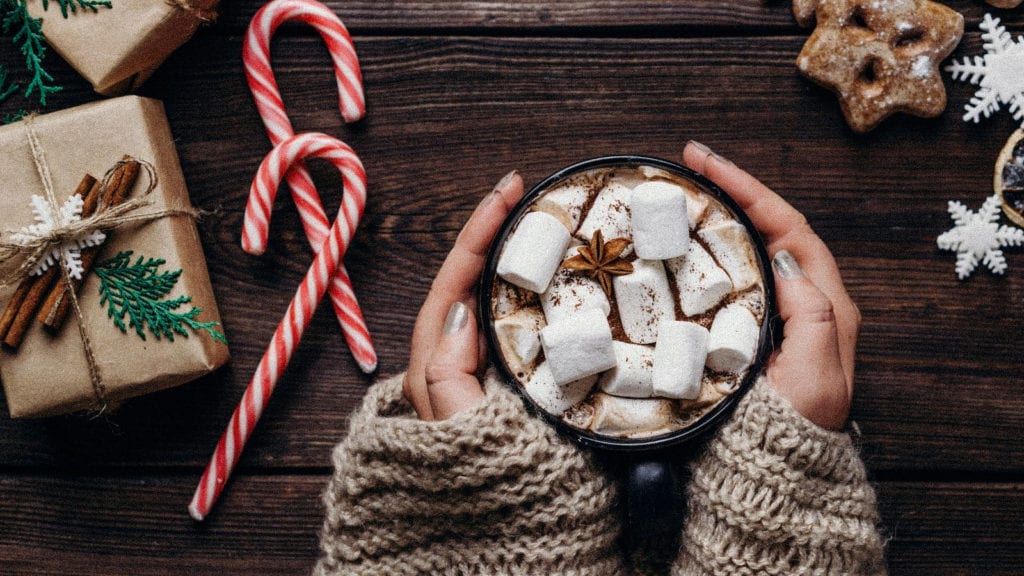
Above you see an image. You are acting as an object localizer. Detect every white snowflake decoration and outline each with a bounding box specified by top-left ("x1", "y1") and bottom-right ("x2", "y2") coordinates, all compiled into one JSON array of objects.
[
  {"x1": 10, "y1": 193, "x2": 107, "y2": 279},
  {"x1": 946, "y1": 13, "x2": 1024, "y2": 126},
  {"x1": 937, "y1": 194, "x2": 1024, "y2": 279}
]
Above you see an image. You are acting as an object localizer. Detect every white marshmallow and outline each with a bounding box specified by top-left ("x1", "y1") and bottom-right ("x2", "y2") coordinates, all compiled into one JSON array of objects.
[
  {"x1": 683, "y1": 183, "x2": 710, "y2": 229},
  {"x1": 576, "y1": 182, "x2": 632, "y2": 248},
  {"x1": 497, "y1": 211, "x2": 572, "y2": 293},
  {"x1": 631, "y1": 181, "x2": 690, "y2": 260},
  {"x1": 706, "y1": 304, "x2": 760, "y2": 374},
  {"x1": 589, "y1": 394, "x2": 674, "y2": 436},
  {"x1": 540, "y1": 181, "x2": 593, "y2": 232},
  {"x1": 697, "y1": 220, "x2": 760, "y2": 291},
  {"x1": 612, "y1": 259, "x2": 675, "y2": 344},
  {"x1": 524, "y1": 362, "x2": 597, "y2": 415},
  {"x1": 494, "y1": 308, "x2": 545, "y2": 379},
  {"x1": 598, "y1": 341, "x2": 655, "y2": 398},
  {"x1": 653, "y1": 321, "x2": 709, "y2": 399},
  {"x1": 541, "y1": 247, "x2": 612, "y2": 325},
  {"x1": 665, "y1": 241, "x2": 733, "y2": 317},
  {"x1": 539, "y1": 308, "x2": 617, "y2": 386}
]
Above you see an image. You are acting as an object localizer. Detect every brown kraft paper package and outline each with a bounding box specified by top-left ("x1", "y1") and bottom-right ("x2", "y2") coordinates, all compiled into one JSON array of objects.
[
  {"x1": 0, "y1": 95, "x2": 229, "y2": 418},
  {"x1": 27, "y1": 0, "x2": 219, "y2": 95}
]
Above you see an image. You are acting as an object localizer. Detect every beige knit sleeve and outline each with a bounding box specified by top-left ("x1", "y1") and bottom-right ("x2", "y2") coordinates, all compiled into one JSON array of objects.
[
  {"x1": 313, "y1": 370, "x2": 627, "y2": 576},
  {"x1": 673, "y1": 377, "x2": 888, "y2": 576}
]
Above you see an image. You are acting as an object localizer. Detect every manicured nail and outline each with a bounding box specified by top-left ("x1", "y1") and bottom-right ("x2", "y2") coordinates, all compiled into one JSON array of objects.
[
  {"x1": 688, "y1": 140, "x2": 733, "y2": 166},
  {"x1": 687, "y1": 140, "x2": 712, "y2": 156},
  {"x1": 442, "y1": 301, "x2": 469, "y2": 336},
  {"x1": 482, "y1": 170, "x2": 518, "y2": 207},
  {"x1": 710, "y1": 151, "x2": 734, "y2": 166},
  {"x1": 773, "y1": 250, "x2": 804, "y2": 280},
  {"x1": 494, "y1": 169, "x2": 518, "y2": 193}
]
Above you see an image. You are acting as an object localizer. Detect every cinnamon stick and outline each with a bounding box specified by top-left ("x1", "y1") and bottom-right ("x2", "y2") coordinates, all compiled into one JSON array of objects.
[
  {"x1": 0, "y1": 174, "x2": 99, "y2": 349},
  {"x1": 39, "y1": 160, "x2": 141, "y2": 332},
  {"x1": 3, "y1": 267, "x2": 61, "y2": 348},
  {"x1": 0, "y1": 280, "x2": 34, "y2": 342}
]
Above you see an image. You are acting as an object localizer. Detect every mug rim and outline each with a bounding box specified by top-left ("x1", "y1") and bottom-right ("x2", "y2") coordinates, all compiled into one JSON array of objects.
[{"x1": 479, "y1": 155, "x2": 777, "y2": 452}]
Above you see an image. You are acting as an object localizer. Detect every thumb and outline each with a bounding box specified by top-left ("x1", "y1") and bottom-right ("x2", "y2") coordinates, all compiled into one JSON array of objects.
[
  {"x1": 767, "y1": 250, "x2": 850, "y2": 430},
  {"x1": 423, "y1": 301, "x2": 486, "y2": 420}
]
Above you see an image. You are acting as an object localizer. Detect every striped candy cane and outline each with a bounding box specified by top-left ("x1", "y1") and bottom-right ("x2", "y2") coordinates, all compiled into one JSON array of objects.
[
  {"x1": 243, "y1": 0, "x2": 376, "y2": 373},
  {"x1": 189, "y1": 133, "x2": 366, "y2": 521}
]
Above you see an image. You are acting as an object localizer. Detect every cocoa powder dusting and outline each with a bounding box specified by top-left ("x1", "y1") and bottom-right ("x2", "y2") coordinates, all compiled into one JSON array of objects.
[{"x1": 489, "y1": 164, "x2": 766, "y2": 440}]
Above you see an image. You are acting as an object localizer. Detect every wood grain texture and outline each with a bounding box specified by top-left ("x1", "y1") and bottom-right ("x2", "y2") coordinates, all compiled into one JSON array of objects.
[
  {"x1": 0, "y1": 476, "x2": 1021, "y2": 575},
  {"x1": 0, "y1": 1, "x2": 1022, "y2": 573},
  {"x1": 2, "y1": 33, "x2": 1022, "y2": 471},
  {"x1": 212, "y1": 1, "x2": 1019, "y2": 32}
]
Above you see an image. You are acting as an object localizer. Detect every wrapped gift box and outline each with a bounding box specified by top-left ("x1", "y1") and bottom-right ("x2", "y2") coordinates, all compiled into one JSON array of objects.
[
  {"x1": 27, "y1": 0, "x2": 218, "y2": 95},
  {"x1": 0, "y1": 95, "x2": 229, "y2": 418}
]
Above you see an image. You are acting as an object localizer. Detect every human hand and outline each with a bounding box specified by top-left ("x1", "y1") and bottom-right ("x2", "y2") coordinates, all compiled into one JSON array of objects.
[
  {"x1": 403, "y1": 171, "x2": 525, "y2": 420},
  {"x1": 683, "y1": 141, "x2": 859, "y2": 430}
]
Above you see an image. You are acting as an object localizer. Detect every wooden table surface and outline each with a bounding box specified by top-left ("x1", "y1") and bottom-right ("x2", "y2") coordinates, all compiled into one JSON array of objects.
[{"x1": 2, "y1": 1, "x2": 1023, "y2": 574}]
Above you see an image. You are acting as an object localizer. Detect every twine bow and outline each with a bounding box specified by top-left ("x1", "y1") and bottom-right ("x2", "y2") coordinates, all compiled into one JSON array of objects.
[
  {"x1": 0, "y1": 165, "x2": 169, "y2": 287},
  {"x1": 0, "y1": 116, "x2": 200, "y2": 415}
]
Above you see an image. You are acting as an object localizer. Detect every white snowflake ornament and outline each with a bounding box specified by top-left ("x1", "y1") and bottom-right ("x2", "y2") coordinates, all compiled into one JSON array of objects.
[
  {"x1": 946, "y1": 13, "x2": 1024, "y2": 126},
  {"x1": 11, "y1": 193, "x2": 107, "y2": 280},
  {"x1": 937, "y1": 194, "x2": 1024, "y2": 279}
]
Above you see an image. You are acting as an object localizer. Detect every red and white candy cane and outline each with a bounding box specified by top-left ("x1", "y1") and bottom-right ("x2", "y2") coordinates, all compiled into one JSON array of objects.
[
  {"x1": 243, "y1": 0, "x2": 376, "y2": 373},
  {"x1": 189, "y1": 133, "x2": 366, "y2": 521}
]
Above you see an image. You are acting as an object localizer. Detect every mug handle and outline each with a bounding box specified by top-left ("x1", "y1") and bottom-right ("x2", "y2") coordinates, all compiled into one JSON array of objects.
[{"x1": 624, "y1": 458, "x2": 685, "y2": 548}]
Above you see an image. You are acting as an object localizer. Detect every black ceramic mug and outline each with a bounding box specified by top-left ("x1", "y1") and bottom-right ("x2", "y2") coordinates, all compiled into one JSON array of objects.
[{"x1": 479, "y1": 155, "x2": 777, "y2": 543}]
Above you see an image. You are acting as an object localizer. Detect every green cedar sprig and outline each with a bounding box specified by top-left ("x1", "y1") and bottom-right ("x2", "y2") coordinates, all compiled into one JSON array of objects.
[
  {"x1": 2, "y1": 109, "x2": 25, "y2": 124},
  {"x1": 95, "y1": 251, "x2": 227, "y2": 345},
  {"x1": 1, "y1": 0, "x2": 60, "y2": 105},
  {"x1": 0, "y1": 0, "x2": 113, "y2": 107},
  {"x1": 43, "y1": 0, "x2": 112, "y2": 18},
  {"x1": 0, "y1": 63, "x2": 18, "y2": 102},
  {"x1": 0, "y1": 62, "x2": 25, "y2": 123}
]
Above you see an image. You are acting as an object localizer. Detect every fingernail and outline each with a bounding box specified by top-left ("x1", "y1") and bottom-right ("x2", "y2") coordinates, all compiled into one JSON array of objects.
[
  {"x1": 493, "y1": 170, "x2": 518, "y2": 193},
  {"x1": 773, "y1": 250, "x2": 804, "y2": 280},
  {"x1": 687, "y1": 140, "x2": 711, "y2": 155},
  {"x1": 481, "y1": 170, "x2": 518, "y2": 207},
  {"x1": 442, "y1": 301, "x2": 469, "y2": 336},
  {"x1": 710, "y1": 151, "x2": 734, "y2": 166},
  {"x1": 687, "y1": 140, "x2": 733, "y2": 166}
]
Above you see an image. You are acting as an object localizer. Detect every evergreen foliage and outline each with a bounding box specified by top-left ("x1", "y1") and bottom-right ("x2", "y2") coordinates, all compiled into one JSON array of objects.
[
  {"x1": 0, "y1": 63, "x2": 18, "y2": 102},
  {"x1": 43, "y1": 0, "x2": 112, "y2": 18},
  {"x1": 0, "y1": 0, "x2": 59, "y2": 105},
  {"x1": 95, "y1": 251, "x2": 227, "y2": 344},
  {"x1": 2, "y1": 109, "x2": 25, "y2": 124},
  {"x1": 0, "y1": 0, "x2": 113, "y2": 106}
]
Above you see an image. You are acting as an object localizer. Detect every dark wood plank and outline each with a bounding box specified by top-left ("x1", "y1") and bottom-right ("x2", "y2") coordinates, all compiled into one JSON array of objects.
[
  {"x1": 0, "y1": 475, "x2": 1021, "y2": 575},
  {"x1": 214, "y1": 0, "x2": 798, "y2": 32},
  {"x1": 1, "y1": 2, "x2": 1023, "y2": 573},
  {"x1": 0, "y1": 474, "x2": 322, "y2": 575},
  {"x1": 878, "y1": 482, "x2": 1024, "y2": 575},
  {"x1": 213, "y1": 1, "x2": 1022, "y2": 33},
  {"x1": 1, "y1": 32, "x2": 1022, "y2": 472}
]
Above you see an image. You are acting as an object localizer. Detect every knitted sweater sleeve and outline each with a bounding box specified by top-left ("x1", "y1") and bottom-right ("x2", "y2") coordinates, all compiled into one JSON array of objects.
[
  {"x1": 313, "y1": 370, "x2": 627, "y2": 576},
  {"x1": 673, "y1": 377, "x2": 888, "y2": 576}
]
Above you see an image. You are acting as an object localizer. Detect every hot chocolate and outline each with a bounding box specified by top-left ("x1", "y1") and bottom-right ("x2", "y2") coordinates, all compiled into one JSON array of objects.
[{"x1": 487, "y1": 161, "x2": 768, "y2": 440}]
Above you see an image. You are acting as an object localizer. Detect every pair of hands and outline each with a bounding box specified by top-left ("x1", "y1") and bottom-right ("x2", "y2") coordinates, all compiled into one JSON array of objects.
[{"x1": 402, "y1": 142, "x2": 860, "y2": 430}]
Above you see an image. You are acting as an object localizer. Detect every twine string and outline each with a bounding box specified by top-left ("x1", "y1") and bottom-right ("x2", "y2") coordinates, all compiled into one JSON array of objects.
[
  {"x1": 2, "y1": 118, "x2": 201, "y2": 414},
  {"x1": 22, "y1": 117, "x2": 107, "y2": 411},
  {"x1": 0, "y1": 159, "x2": 201, "y2": 287}
]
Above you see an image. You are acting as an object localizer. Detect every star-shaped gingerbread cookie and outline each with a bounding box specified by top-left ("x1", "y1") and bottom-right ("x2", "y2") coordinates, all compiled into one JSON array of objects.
[{"x1": 793, "y1": 0, "x2": 964, "y2": 133}]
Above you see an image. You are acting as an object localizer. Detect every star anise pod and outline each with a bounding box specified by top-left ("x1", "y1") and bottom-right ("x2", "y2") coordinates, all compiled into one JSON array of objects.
[{"x1": 562, "y1": 229, "x2": 633, "y2": 296}]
